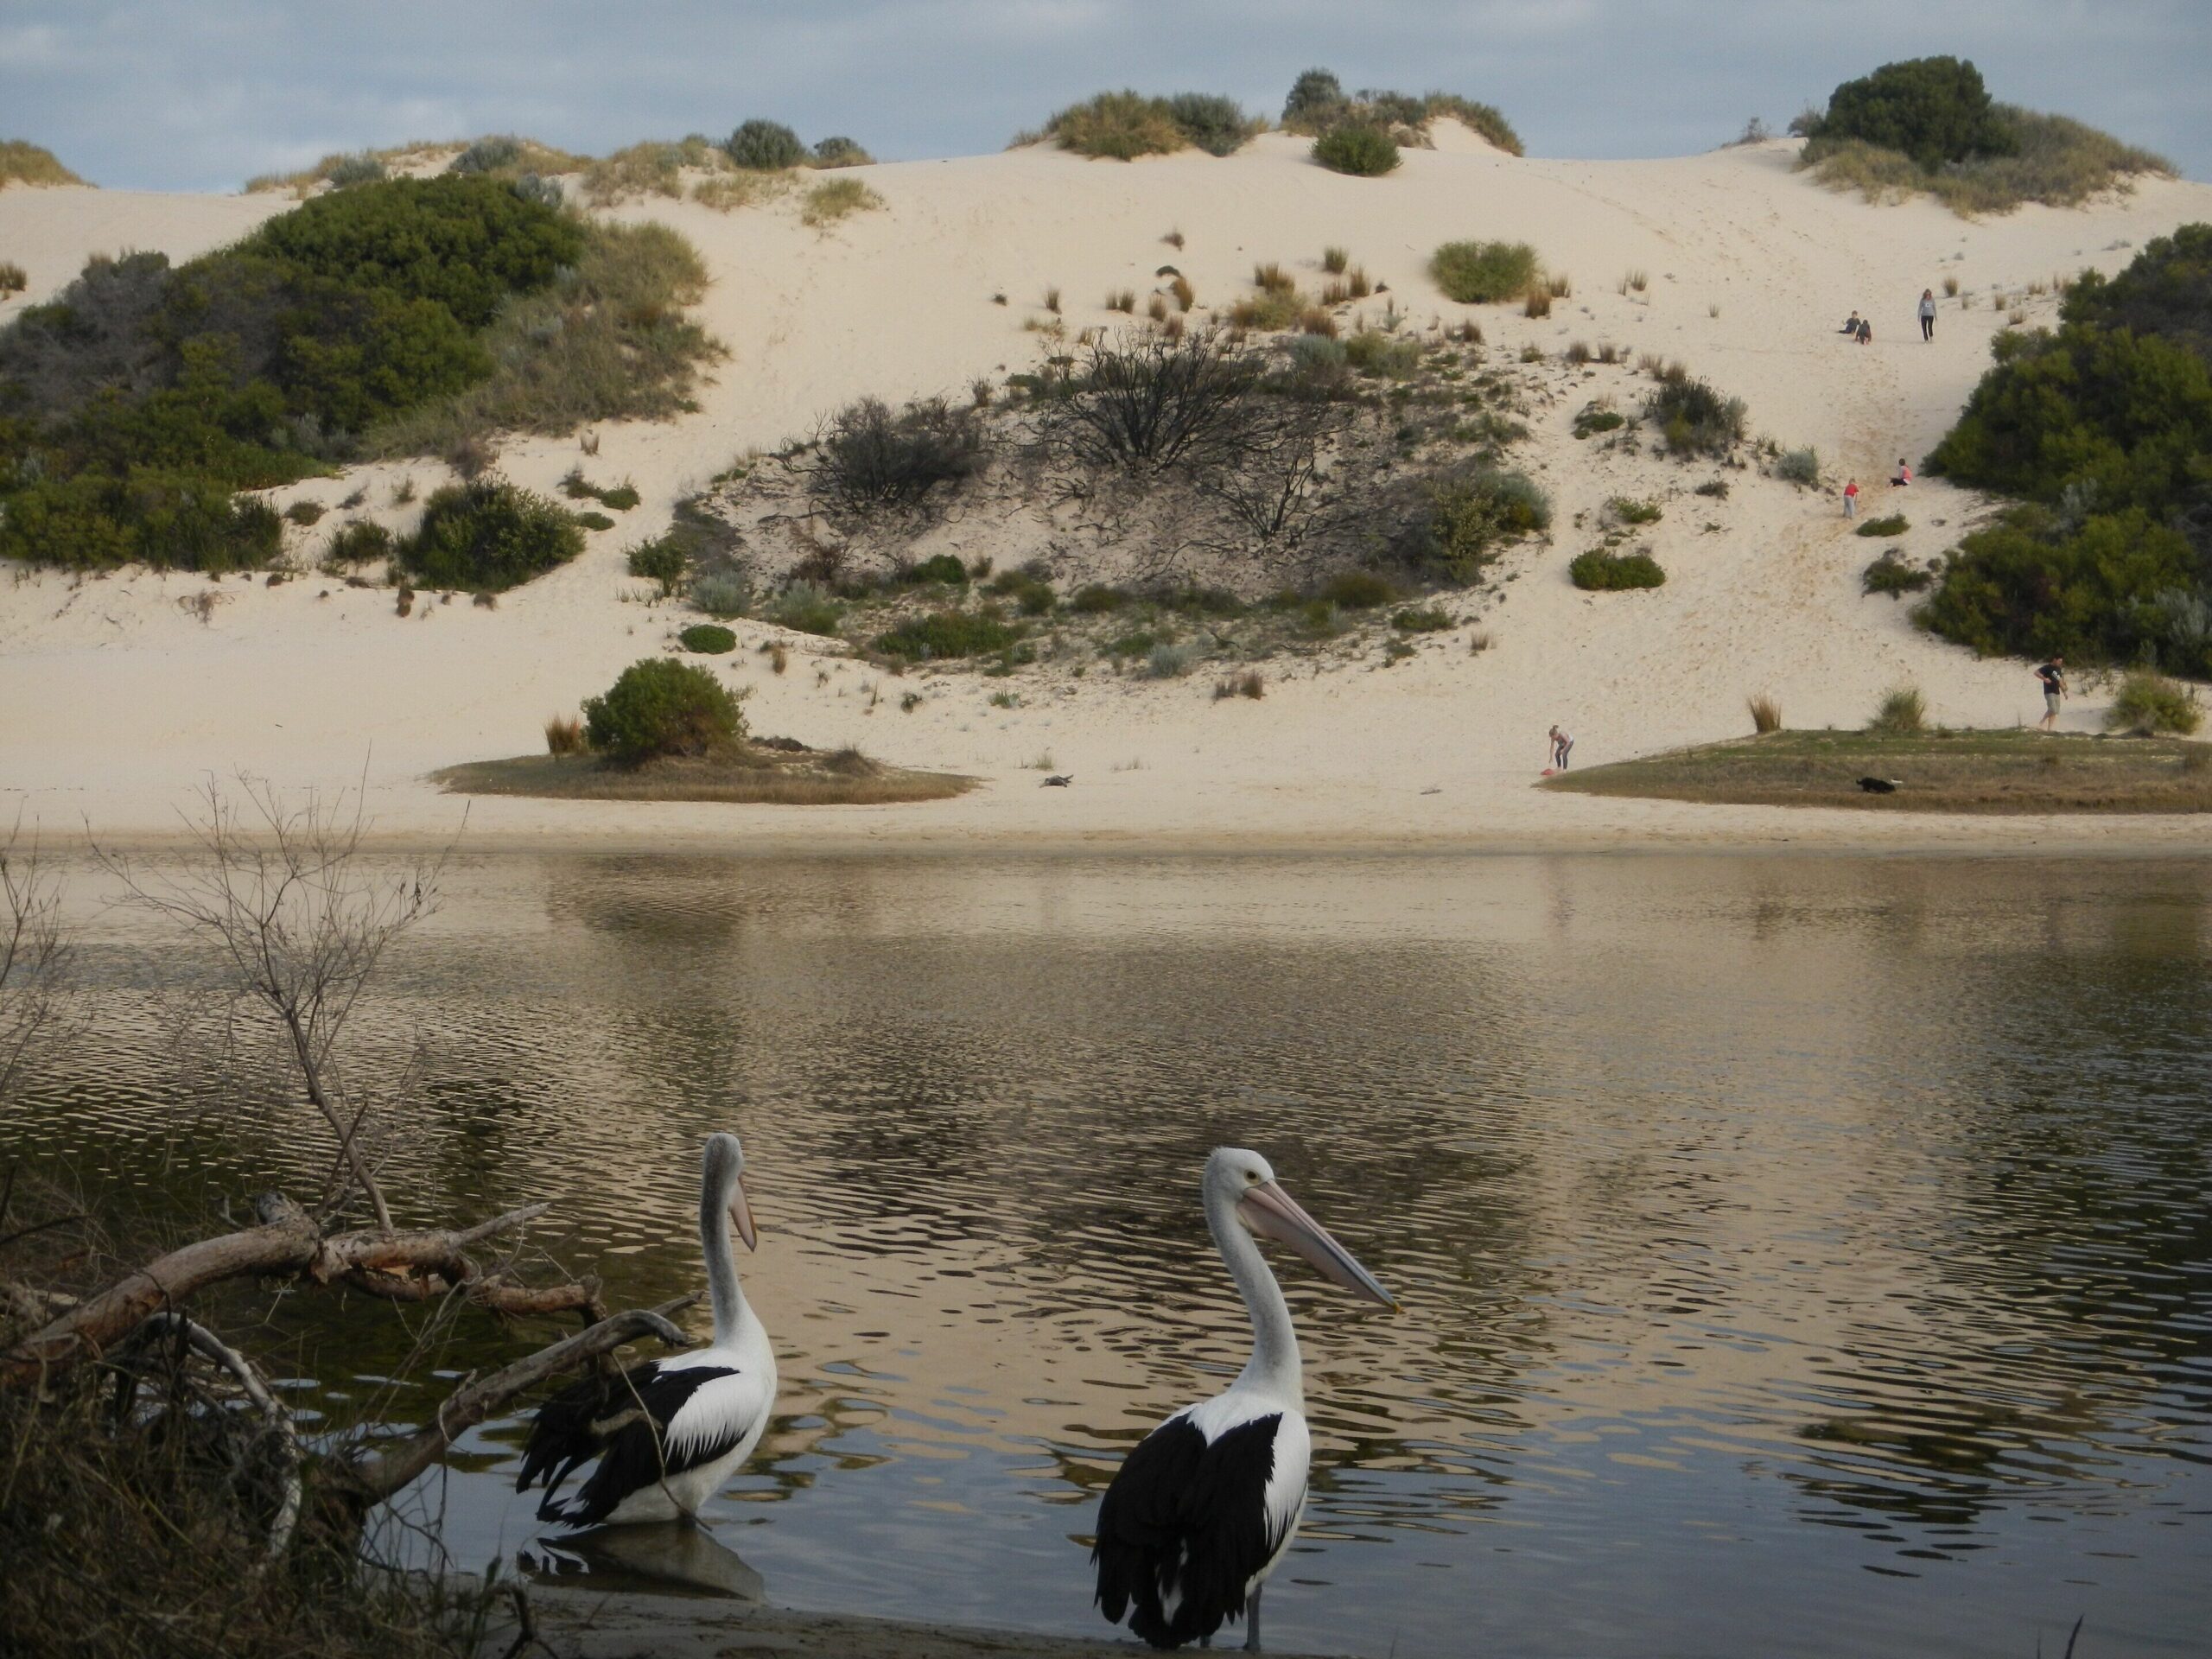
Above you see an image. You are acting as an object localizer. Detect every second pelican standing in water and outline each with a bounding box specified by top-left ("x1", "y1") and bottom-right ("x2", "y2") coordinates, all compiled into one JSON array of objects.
[
  {"x1": 516, "y1": 1133, "x2": 776, "y2": 1527},
  {"x1": 1092, "y1": 1147, "x2": 1395, "y2": 1651}
]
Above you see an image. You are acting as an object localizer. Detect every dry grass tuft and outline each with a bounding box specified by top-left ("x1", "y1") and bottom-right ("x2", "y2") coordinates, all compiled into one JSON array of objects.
[
  {"x1": 1748, "y1": 693, "x2": 1782, "y2": 734},
  {"x1": 690, "y1": 169, "x2": 794, "y2": 213},
  {"x1": 544, "y1": 714, "x2": 585, "y2": 753},
  {"x1": 1523, "y1": 285, "x2": 1553, "y2": 319},
  {"x1": 0, "y1": 139, "x2": 86, "y2": 188},
  {"x1": 800, "y1": 177, "x2": 884, "y2": 228}
]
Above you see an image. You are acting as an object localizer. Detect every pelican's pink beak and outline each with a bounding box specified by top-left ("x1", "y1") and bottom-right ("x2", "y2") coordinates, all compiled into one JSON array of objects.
[
  {"x1": 1236, "y1": 1179, "x2": 1395, "y2": 1308},
  {"x1": 728, "y1": 1173, "x2": 758, "y2": 1252}
]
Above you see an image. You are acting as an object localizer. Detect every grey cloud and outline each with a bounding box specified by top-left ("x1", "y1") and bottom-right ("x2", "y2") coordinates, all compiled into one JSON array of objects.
[{"x1": 1, "y1": 0, "x2": 2202, "y2": 192}]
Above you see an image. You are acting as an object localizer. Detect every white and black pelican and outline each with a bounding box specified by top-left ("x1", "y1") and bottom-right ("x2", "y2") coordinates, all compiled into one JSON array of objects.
[
  {"x1": 515, "y1": 1133, "x2": 776, "y2": 1528},
  {"x1": 1093, "y1": 1146, "x2": 1395, "y2": 1651}
]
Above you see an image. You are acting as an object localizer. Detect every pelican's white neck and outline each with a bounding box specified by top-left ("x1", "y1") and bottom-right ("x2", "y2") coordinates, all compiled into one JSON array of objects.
[
  {"x1": 1206, "y1": 1180, "x2": 1302, "y2": 1402},
  {"x1": 701, "y1": 1181, "x2": 747, "y2": 1346}
]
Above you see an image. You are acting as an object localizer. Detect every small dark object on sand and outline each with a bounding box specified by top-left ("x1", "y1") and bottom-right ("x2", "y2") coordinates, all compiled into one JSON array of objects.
[
  {"x1": 1042, "y1": 774, "x2": 1073, "y2": 787},
  {"x1": 1857, "y1": 776, "x2": 1899, "y2": 794}
]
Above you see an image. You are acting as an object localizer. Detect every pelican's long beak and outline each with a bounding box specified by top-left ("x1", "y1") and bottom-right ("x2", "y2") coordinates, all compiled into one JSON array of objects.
[
  {"x1": 1236, "y1": 1180, "x2": 1395, "y2": 1308},
  {"x1": 728, "y1": 1173, "x2": 759, "y2": 1252}
]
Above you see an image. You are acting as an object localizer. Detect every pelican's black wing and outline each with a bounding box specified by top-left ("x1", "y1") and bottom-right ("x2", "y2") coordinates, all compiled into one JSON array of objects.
[
  {"x1": 1092, "y1": 1411, "x2": 1286, "y2": 1649},
  {"x1": 516, "y1": 1360, "x2": 744, "y2": 1527}
]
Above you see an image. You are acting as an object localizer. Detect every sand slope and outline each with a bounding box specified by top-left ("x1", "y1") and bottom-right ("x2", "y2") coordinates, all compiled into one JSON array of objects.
[{"x1": 3, "y1": 136, "x2": 2209, "y2": 851}]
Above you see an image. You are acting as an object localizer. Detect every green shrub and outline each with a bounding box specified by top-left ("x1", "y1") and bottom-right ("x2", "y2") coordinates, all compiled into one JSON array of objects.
[
  {"x1": 1398, "y1": 467, "x2": 1551, "y2": 582},
  {"x1": 811, "y1": 136, "x2": 874, "y2": 168},
  {"x1": 814, "y1": 396, "x2": 988, "y2": 512},
  {"x1": 1146, "y1": 642, "x2": 1199, "y2": 678},
  {"x1": 1281, "y1": 70, "x2": 1348, "y2": 132},
  {"x1": 1856, "y1": 512, "x2": 1910, "y2": 537},
  {"x1": 1429, "y1": 241, "x2": 1541, "y2": 303},
  {"x1": 1392, "y1": 605, "x2": 1452, "y2": 632},
  {"x1": 1862, "y1": 550, "x2": 1934, "y2": 598},
  {"x1": 583, "y1": 658, "x2": 746, "y2": 760},
  {"x1": 1071, "y1": 583, "x2": 1127, "y2": 613},
  {"x1": 575, "y1": 510, "x2": 614, "y2": 531},
  {"x1": 1164, "y1": 94, "x2": 1257, "y2": 156},
  {"x1": 627, "y1": 535, "x2": 688, "y2": 594},
  {"x1": 1570, "y1": 549, "x2": 1666, "y2": 590},
  {"x1": 1344, "y1": 329, "x2": 1419, "y2": 378},
  {"x1": 1107, "y1": 628, "x2": 1160, "y2": 658},
  {"x1": 691, "y1": 570, "x2": 752, "y2": 618},
  {"x1": 324, "y1": 520, "x2": 393, "y2": 564},
  {"x1": 726, "y1": 120, "x2": 807, "y2": 170},
  {"x1": 1803, "y1": 57, "x2": 2014, "y2": 171},
  {"x1": 1573, "y1": 405, "x2": 1626, "y2": 440},
  {"x1": 448, "y1": 136, "x2": 525, "y2": 176},
  {"x1": 1608, "y1": 496, "x2": 1662, "y2": 525},
  {"x1": 2063, "y1": 224, "x2": 2212, "y2": 359},
  {"x1": 1313, "y1": 125, "x2": 1399, "y2": 176},
  {"x1": 1319, "y1": 569, "x2": 1393, "y2": 609},
  {"x1": 1775, "y1": 446, "x2": 1821, "y2": 486},
  {"x1": 1420, "y1": 95, "x2": 1523, "y2": 156},
  {"x1": 599, "y1": 483, "x2": 641, "y2": 511},
  {"x1": 322, "y1": 151, "x2": 387, "y2": 189},
  {"x1": 1644, "y1": 376, "x2": 1747, "y2": 455},
  {"x1": 767, "y1": 581, "x2": 843, "y2": 636},
  {"x1": 1043, "y1": 92, "x2": 1187, "y2": 160},
  {"x1": 283, "y1": 499, "x2": 325, "y2": 526},
  {"x1": 1866, "y1": 685, "x2": 1928, "y2": 734},
  {"x1": 907, "y1": 553, "x2": 969, "y2": 585},
  {"x1": 873, "y1": 609, "x2": 1020, "y2": 659},
  {"x1": 2105, "y1": 670, "x2": 2202, "y2": 734},
  {"x1": 1920, "y1": 509, "x2": 2202, "y2": 668},
  {"x1": 397, "y1": 478, "x2": 583, "y2": 590},
  {"x1": 679, "y1": 622, "x2": 737, "y2": 654}
]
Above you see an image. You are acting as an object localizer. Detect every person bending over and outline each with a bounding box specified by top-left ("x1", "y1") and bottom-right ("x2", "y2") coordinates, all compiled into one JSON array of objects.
[{"x1": 2037, "y1": 658, "x2": 2066, "y2": 731}]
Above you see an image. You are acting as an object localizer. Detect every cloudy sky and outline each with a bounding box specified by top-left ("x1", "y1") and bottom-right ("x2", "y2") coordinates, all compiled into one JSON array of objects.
[{"x1": 3, "y1": 1, "x2": 2205, "y2": 192}]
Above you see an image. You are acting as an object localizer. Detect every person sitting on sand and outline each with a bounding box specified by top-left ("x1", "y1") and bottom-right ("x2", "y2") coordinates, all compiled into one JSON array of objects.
[
  {"x1": 1840, "y1": 310, "x2": 1862, "y2": 334},
  {"x1": 1858, "y1": 318, "x2": 1873, "y2": 344},
  {"x1": 2037, "y1": 657, "x2": 2066, "y2": 731},
  {"x1": 1548, "y1": 725, "x2": 1573, "y2": 770},
  {"x1": 1891, "y1": 457, "x2": 1911, "y2": 487},
  {"x1": 1843, "y1": 479, "x2": 1860, "y2": 518}
]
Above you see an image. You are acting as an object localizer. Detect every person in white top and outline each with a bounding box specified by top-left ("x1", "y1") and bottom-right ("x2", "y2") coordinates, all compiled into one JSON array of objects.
[{"x1": 1919, "y1": 289, "x2": 1937, "y2": 341}]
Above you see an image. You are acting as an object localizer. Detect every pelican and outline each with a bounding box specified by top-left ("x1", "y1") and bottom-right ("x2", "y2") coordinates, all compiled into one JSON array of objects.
[
  {"x1": 1092, "y1": 1147, "x2": 1395, "y2": 1651},
  {"x1": 515, "y1": 1133, "x2": 776, "y2": 1528}
]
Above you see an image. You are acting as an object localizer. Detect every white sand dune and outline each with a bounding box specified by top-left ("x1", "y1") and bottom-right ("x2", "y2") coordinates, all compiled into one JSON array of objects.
[{"x1": 3, "y1": 131, "x2": 2209, "y2": 852}]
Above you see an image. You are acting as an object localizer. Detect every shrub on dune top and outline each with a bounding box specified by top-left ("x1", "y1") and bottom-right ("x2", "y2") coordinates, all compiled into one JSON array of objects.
[
  {"x1": 1313, "y1": 125, "x2": 1399, "y2": 177},
  {"x1": 725, "y1": 120, "x2": 808, "y2": 171},
  {"x1": 0, "y1": 139, "x2": 86, "y2": 188},
  {"x1": 1429, "y1": 240, "x2": 1541, "y2": 303},
  {"x1": 584, "y1": 658, "x2": 747, "y2": 761},
  {"x1": 1163, "y1": 94, "x2": 1260, "y2": 156},
  {"x1": 810, "y1": 136, "x2": 874, "y2": 168},
  {"x1": 1041, "y1": 92, "x2": 1190, "y2": 161},
  {"x1": 397, "y1": 477, "x2": 583, "y2": 591},
  {"x1": 2105, "y1": 670, "x2": 2202, "y2": 735}
]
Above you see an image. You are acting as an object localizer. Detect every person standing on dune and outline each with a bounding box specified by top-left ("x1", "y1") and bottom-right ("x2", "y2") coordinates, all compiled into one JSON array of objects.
[
  {"x1": 1919, "y1": 289, "x2": 1937, "y2": 341},
  {"x1": 1843, "y1": 479, "x2": 1859, "y2": 518}
]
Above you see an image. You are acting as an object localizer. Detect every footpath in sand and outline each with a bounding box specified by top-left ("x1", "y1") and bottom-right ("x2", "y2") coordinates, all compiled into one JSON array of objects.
[{"x1": 3, "y1": 132, "x2": 2209, "y2": 855}]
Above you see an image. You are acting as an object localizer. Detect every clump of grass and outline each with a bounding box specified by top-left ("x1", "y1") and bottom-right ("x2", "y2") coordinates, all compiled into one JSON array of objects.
[
  {"x1": 1622, "y1": 269, "x2": 1649, "y2": 294},
  {"x1": 1392, "y1": 604, "x2": 1452, "y2": 632},
  {"x1": 1107, "y1": 288, "x2": 1136, "y2": 313},
  {"x1": 2106, "y1": 670, "x2": 2202, "y2": 735},
  {"x1": 1429, "y1": 240, "x2": 1541, "y2": 304},
  {"x1": 690, "y1": 171, "x2": 793, "y2": 213},
  {"x1": 1146, "y1": 642, "x2": 1199, "y2": 678},
  {"x1": 1861, "y1": 550, "x2": 1934, "y2": 599},
  {"x1": 1041, "y1": 91, "x2": 1189, "y2": 160},
  {"x1": 811, "y1": 136, "x2": 874, "y2": 168},
  {"x1": 1147, "y1": 293, "x2": 1169, "y2": 322},
  {"x1": 1320, "y1": 569, "x2": 1395, "y2": 609},
  {"x1": 323, "y1": 521, "x2": 393, "y2": 566},
  {"x1": 1548, "y1": 272, "x2": 1573, "y2": 299},
  {"x1": 1775, "y1": 446, "x2": 1821, "y2": 486},
  {"x1": 1213, "y1": 670, "x2": 1266, "y2": 700},
  {"x1": 1313, "y1": 125, "x2": 1400, "y2": 176},
  {"x1": 768, "y1": 581, "x2": 844, "y2": 637},
  {"x1": 0, "y1": 259, "x2": 26, "y2": 296},
  {"x1": 1645, "y1": 374, "x2": 1747, "y2": 456},
  {"x1": 1169, "y1": 273, "x2": 1196, "y2": 311},
  {"x1": 1943, "y1": 275, "x2": 1961, "y2": 297},
  {"x1": 1565, "y1": 340, "x2": 1592, "y2": 365},
  {"x1": 1866, "y1": 685, "x2": 1928, "y2": 734},
  {"x1": 801, "y1": 177, "x2": 884, "y2": 227},
  {"x1": 0, "y1": 139, "x2": 86, "y2": 188},
  {"x1": 1323, "y1": 245, "x2": 1351, "y2": 275},
  {"x1": 1608, "y1": 496, "x2": 1662, "y2": 525},
  {"x1": 1748, "y1": 693, "x2": 1782, "y2": 734},
  {"x1": 1694, "y1": 478, "x2": 1731, "y2": 499},
  {"x1": 582, "y1": 140, "x2": 690, "y2": 206},
  {"x1": 1855, "y1": 512, "x2": 1910, "y2": 537},
  {"x1": 545, "y1": 713, "x2": 586, "y2": 753},
  {"x1": 1569, "y1": 548, "x2": 1666, "y2": 590},
  {"x1": 1573, "y1": 404, "x2": 1625, "y2": 440},
  {"x1": 1522, "y1": 285, "x2": 1552, "y2": 319}
]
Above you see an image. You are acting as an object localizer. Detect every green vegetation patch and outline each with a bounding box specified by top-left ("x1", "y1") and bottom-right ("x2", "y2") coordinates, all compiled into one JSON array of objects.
[
  {"x1": 0, "y1": 140, "x2": 85, "y2": 188},
  {"x1": 1644, "y1": 374, "x2": 1747, "y2": 456},
  {"x1": 872, "y1": 609, "x2": 1020, "y2": 660},
  {"x1": 433, "y1": 747, "x2": 972, "y2": 805},
  {"x1": 2106, "y1": 670, "x2": 2202, "y2": 734},
  {"x1": 1037, "y1": 91, "x2": 1258, "y2": 160},
  {"x1": 1429, "y1": 241, "x2": 1541, "y2": 303},
  {"x1": 1395, "y1": 467, "x2": 1550, "y2": 582},
  {"x1": 679, "y1": 623, "x2": 738, "y2": 654},
  {"x1": 1313, "y1": 125, "x2": 1400, "y2": 177},
  {"x1": 1542, "y1": 728, "x2": 2212, "y2": 814},
  {"x1": 1570, "y1": 549, "x2": 1666, "y2": 590},
  {"x1": 398, "y1": 478, "x2": 584, "y2": 591},
  {"x1": 1862, "y1": 550, "x2": 1934, "y2": 599},
  {"x1": 583, "y1": 657, "x2": 747, "y2": 761},
  {"x1": 1278, "y1": 71, "x2": 1522, "y2": 156},
  {"x1": 1856, "y1": 512, "x2": 1910, "y2": 537}
]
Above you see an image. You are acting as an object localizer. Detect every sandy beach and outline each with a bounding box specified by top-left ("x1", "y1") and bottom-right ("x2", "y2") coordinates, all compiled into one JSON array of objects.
[{"x1": 5, "y1": 130, "x2": 2209, "y2": 855}]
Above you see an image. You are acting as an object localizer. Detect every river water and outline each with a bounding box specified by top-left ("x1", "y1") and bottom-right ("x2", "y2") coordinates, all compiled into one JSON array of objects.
[{"x1": 7, "y1": 852, "x2": 2209, "y2": 1657}]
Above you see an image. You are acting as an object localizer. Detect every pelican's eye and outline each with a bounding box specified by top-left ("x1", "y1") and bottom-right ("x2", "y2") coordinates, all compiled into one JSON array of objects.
[{"x1": 1244, "y1": 1170, "x2": 1261, "y2": 1184}]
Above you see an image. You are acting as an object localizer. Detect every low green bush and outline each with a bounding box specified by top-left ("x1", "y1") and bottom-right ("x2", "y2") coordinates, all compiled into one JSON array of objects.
[
  {"x1": 1856, "y1": 512, "x2": 1910, "y2": 537},
  {"x1": 767, "y1": 581, "x2": 843, "y2": 636},
  {"x1": 726, "y1": 120, "x2": 807, "y2": 171},
  {"x1": 1319, "y1": 569, "x2": 1393, "y2": 609},
  {"x1": 1570, "y1": 549, "x2": 1666, "y2": 590},
  {"x1": 397, "y1": 478, "x2": 583, "y2": 590},
  {"x1": 1313, "y1": 125, "x2": 1399, "y2": 176},
  {"x1": 324, "y1": 520, "x2": 393, "y2": 564},
  {"x1": 1645, "y1": 375, "x2": 1747, "y2": 456},
  {"x1": 679, "y1": 622, "x2": 737, "y2": 654},
  {"x1": 1573, "y1": 406, "x2": 1626, "y2": 440},
  {"x1": 448, "y1": 136, "x2": 524, "y2": 176},
  {"x1": 1775, "y1": 446, "x2": 1821, "y2": 486},
  {"x1": 599, "y1": 483, "x2": 641, "y2": 511},
  {"x1": 1862, "y1": 550, "x2": 1934, "y2": 598},
  {"x1": 690, "y1": 570, "x2": 752, "y2": 618},
  {"x1": 626, "y1": 534, "x2": 687, "y2": 594},
  {"x1": 907, "y1": 553, "x2": 969, "y2": 585},
  {"x1": 1164, "y1": 94, "x2": 1257, "y2": 156},
  {"x1": 1042, "y1": 92, "x2": 1188, "y2": 160},
  {"x1": 583, "y1": 658, "x2": 747, "y2": 760},
  {"x1": 1071, "y1": 583, "x2": 1128, "y2": 613},
  {"x1": 1397, "y1": 466, "x2": 1551, "y2": 582},
  {"x1": 1608, "y1": 496, "x2": 1662, "y2": 525},
  {"x1": 283, "y1": 499, "x2": 325, "y2": 525},
  {"x1": 872, "y1": 609, "x2": 1020, "y2": 659},
  {"x1": 1866, "y1": 685, "x2": 1928, "y2": 734},
  {"x1": 2105, "y1": 670, "x2": 2202, "y2": 734},
  {"x1": 811, "y1": 137, "x2": 874, "y2": 168},
  {"x1": 1344, "y1": 330, "x2": 1419, "y2": 378},
  {"x1": 1429, "y1": 241, "x2": 1541, "y2": 303},
  {"x1": 575, "y1": 510, "x2": 614, "y2": 531},
  {"x1": 1392, "y1": 605, "x2": 1452, "y2": 632}
]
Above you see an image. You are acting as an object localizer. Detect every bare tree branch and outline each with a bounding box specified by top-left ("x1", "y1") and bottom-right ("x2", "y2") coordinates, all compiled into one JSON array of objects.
[{"x1": 130, "y1": 1313, "x2": 302, "y2": 1572}]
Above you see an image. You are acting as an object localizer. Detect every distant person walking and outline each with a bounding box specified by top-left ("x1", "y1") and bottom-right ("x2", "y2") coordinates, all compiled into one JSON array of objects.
[
  {"x1": 1548, "y1": 725, "x2": 1574, "y2": 770},
  {"x1": 1919, "y1": 289, "x2": 1937, "y2": 340},
  {"x1": 1843, "y1": 479, "x2": 1860, "y2": 518},
  {"x1": 1891, "y1": 457, "x2": 1912, "y2": 487},
  {"x1": 2037, "y1": 657, "x2": 2066, "y2": 730}
]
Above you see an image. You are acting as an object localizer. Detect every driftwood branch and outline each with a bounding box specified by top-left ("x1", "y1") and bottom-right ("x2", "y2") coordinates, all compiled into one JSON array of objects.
[
  {"x1": 134, "y1": 1313, "x2": 303, "y2": 1571},
  {"x1": 338, "y1": 1294, "x2": 701, "y2": 1503},
  {"x1": 1, "y1": 1196, "x2": 563, "y2": 1387}
]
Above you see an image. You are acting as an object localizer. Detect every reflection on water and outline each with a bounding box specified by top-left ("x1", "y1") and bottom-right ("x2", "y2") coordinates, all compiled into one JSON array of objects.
[{"x1": 10, "y1": 854, "x2": 2212, "y2": 1659}]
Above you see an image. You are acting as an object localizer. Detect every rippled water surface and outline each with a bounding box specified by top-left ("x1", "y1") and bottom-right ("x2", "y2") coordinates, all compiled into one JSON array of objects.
[{"x1": 10, "y1": 854, "x2": 2211, "y2": 1657}]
